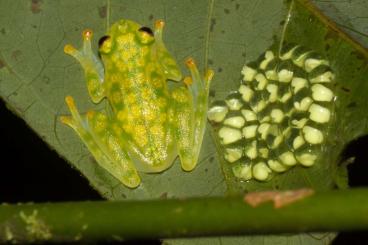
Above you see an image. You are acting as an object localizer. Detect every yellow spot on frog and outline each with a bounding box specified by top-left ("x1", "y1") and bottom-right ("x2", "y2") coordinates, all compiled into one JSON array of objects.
[
  {"x1": 116, "y1": 60, "x2": 125, "y2": 71},
  {"x1": 116, "y1": 35, "x2": 126, "y2": 47},
  {"x1": 172, "y1": 89, "x2": 188, "y2": 103},
  {"x1": 122, "y1": 79, "x2": 134, "y2": 89},
  {"x1": 88, "y1": 79, "x2": 99, "y2": 90},
  {"x1": 123, "y1": 123, "x2": 133, "y2": 134},
  {"x1": 133, "y1": 72, "x2": 145, "y2": 85},
  {"x1": 133, "y1": 124, "x2": 148, "y2": 146},
  {"x1": 135, "y1": 58, "x2": 144, "y2": 68},
  {"x1": 117, "y1": 111, "x2": 126, "y2": 122},
  {"x1": 116, "y1": 33, "x2": 134, "y2": 48},
  {"x1": 150, "y1": 124, "x2": 164, "y2": 137},
  {"x1": 126, "y1": 93, "x2": 136, "y2": 104},
  {"x1": 144, "y1": 109, "x2": 156, "y2": 121},
  {"x1": 111, "y1": 53, "x2": 119, "y2": 63},
  {"x1": 122, "y1": 48, "x2": 138, "y2": 61},
  {"x1": 130, "y1": 105, "x2": 141, "y2": 118},
  {"x1": 141, "y1": 87, "x2": 154, "y2": 100},
  {"x1": 94, "y1": 113, "x2": 108, "y2": 133},
  {"x1": 108, "y1": 136, "x2": 120, "y2": 150}
]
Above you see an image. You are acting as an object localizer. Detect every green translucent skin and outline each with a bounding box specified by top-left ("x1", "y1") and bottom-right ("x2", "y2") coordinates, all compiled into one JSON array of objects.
[{"x1": 61, "y1": 19, "x2": 213, "y2": 188}]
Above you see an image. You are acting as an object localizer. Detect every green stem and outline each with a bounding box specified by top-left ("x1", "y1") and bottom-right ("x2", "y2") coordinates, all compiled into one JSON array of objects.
[{"x1": 1, "y1": 188, "x2": 368, "y2": 243}]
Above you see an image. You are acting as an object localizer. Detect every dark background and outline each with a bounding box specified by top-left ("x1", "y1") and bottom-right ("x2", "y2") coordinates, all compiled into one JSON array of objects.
[{"x1": 0, "y1": 99, "x2": 367, "y2": 244}]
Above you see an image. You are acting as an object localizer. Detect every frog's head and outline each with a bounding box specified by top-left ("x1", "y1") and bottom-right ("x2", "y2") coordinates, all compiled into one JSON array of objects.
[{"x1": 98, "y1": 19, "x2": 182, "y2": 81}]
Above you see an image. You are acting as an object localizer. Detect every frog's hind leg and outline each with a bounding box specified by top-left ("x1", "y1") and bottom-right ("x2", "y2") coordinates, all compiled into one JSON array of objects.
[
  {"x1": 60, "y1": 96, "x2": 141, "y2": 188},
  {"x1": 172, "y1": 58, "x2": 214, "y2": 171},
  {"x1": 64, "y1": 29, "x2": 105, "y2": 103}
]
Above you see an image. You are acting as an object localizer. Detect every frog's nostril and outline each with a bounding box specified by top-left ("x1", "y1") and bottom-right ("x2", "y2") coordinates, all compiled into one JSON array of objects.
[
  {"x1": 138, "y1": 26, "x2": 154, "y2": 37},
  {"x1": 98, "y1": 35, "x2": 111, "y2": 47}
]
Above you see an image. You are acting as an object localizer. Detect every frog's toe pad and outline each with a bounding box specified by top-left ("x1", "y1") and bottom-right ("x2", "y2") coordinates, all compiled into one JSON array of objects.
[
  {"x1": 180, "y1": 158, "x2": 197, "y2": 172},
  {"x1": 59, "y1": 115, "x2": 74, "y2": 126},
  {"x1": 121, "y1": 174, "x2": 141, "y2": 188},
  {"x1": 64, "y1": 44, "x2": 77, "y2": 55}
]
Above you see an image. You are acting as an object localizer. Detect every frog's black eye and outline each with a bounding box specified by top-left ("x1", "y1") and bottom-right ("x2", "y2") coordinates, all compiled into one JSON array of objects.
[
  {"x1": 138, "y1": 26, "x2": 154, "y2": 37},
  {"x1": 98, "y1": 35, "x2": 113, "y2": 54},
  {"x1": 98, "y1": 35, "x2": 111, "y2": 47}
]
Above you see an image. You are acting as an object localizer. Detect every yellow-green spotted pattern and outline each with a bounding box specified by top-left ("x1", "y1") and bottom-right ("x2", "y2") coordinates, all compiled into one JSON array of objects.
[
  {"x1": 61, "y1": 19, "x2": 213, "y2": 188},
  {"x1": 208, "y1": 44, "x2": 335, "y2": 182}
]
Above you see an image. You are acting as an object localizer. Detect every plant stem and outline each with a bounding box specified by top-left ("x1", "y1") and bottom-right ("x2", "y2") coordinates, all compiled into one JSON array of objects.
[{"x1": 1, "y1": 188, "x2": 368, "y2": 243}]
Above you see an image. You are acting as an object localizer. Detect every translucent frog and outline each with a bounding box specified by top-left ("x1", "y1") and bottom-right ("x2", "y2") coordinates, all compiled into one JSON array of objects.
[{"x1": 60, "y1": 19, "x2": 213, "y2": 188}]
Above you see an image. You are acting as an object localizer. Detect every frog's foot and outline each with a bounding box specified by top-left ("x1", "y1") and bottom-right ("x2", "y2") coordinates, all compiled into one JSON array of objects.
[
  {"x1": 64, "y1": 30, "x2": 105, "y2": 103},
  {"x1": 173, "y1": 58, "x2": 214, "y2": 171},
  {"x1": 153, "y1": 20, "x2": 183, "y2": 81},
  {"x1": 60, "y1": 96, "x2": 141, "y2": 188}
]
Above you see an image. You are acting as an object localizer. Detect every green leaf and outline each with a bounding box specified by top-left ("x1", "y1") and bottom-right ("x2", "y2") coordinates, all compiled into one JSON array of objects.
[
  {"x1": 0, "y1": 0, "x2": 367, "y2": 243},
  {"x1": 0, "y1": 0, "x2": 228, "y2": 200},
  {"x1": 209, "y1": 0, "x2": 368, "y2": 194}
]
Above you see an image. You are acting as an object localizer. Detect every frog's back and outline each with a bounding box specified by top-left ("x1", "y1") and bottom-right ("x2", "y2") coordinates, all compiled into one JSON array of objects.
[
  {"x1": 102, "y1": 20, "x2": 177, "y2": 172},
  {"x1": 112, "y1": 69, "x2": 176, "y2": 172}
]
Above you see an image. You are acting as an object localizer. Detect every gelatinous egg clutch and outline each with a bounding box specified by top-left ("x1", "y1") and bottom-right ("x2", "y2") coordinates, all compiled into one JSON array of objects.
[{"x1": 208, "y1": 45, "x2": 336, "y2": 182}]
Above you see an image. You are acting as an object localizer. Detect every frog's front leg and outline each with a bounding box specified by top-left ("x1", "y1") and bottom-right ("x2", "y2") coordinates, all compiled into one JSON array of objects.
[
  {"x1": 64, "y1": 30, "x2": 105, "y2": 103},
  {"x1": 172, "y1": 58, "x2": 214, "y2": 171},
  {"x1": 60, "y1": 96, "x2": 141, "y2": 188}
]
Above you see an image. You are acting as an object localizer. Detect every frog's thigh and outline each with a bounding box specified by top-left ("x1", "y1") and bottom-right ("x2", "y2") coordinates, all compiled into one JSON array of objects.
[
  {"x1": 172, "y1": 87, "x2": 198, "y2": 171},
  {"x1": 60, "y1": 96, "x2": 141, "y2": 188},
  {"x1": 173, "y1": 85, "x2": 210, "y2": 171},
  {"x1": 172, "y1": 59, "x2": 214, "y2": 171}
]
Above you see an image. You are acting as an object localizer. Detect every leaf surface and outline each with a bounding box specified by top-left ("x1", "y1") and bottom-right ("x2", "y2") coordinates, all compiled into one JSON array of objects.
[
  {"x1": 209, "y1": 0, "x2": 368, "y2": 194},
  {"x1": 0, "y1": 0, "x2": 367, "y2": 243}
]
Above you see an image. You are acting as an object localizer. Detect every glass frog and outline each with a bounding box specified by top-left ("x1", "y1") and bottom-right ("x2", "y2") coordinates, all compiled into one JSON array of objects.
[{"x1": 60, "y1": 19, "x2": 213, "y2": 188}]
